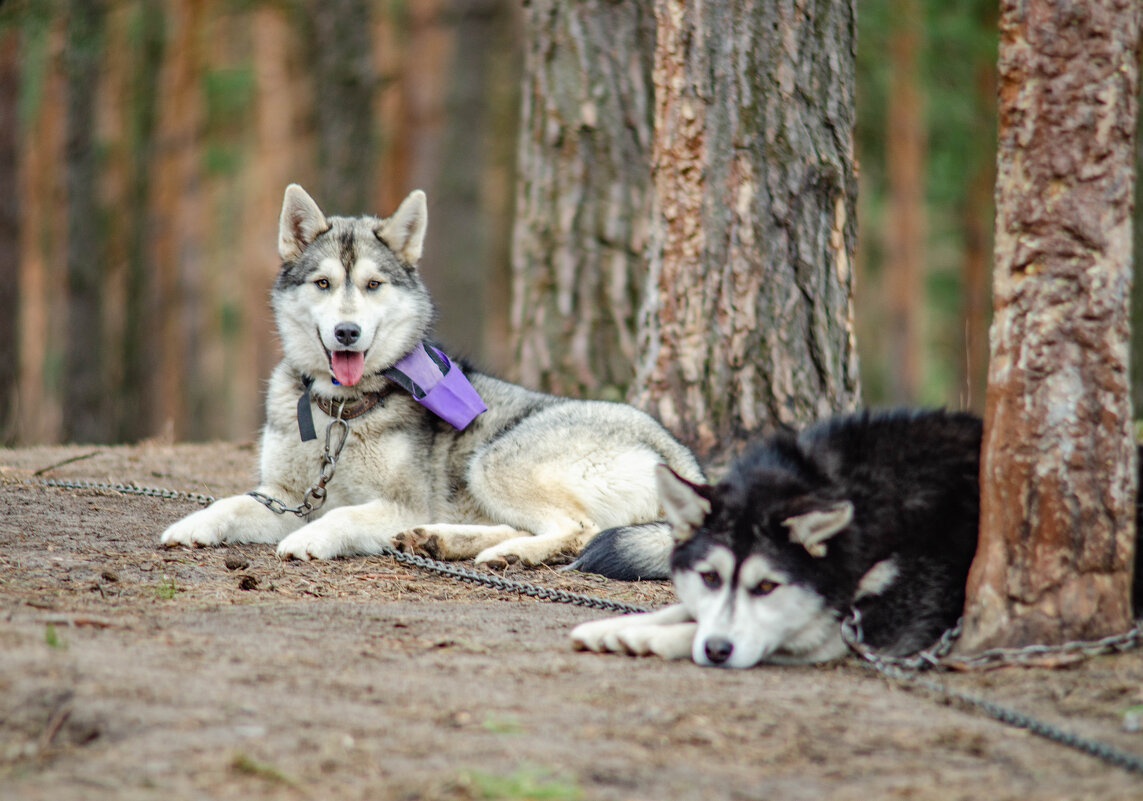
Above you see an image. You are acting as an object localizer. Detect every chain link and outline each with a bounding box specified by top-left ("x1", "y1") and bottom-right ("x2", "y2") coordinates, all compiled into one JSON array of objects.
[
  {"x1": 247, "y1": 401, "x2": 350, "y2": 518},
  {"x1": 842, "y1": 607, "x2": 1143, "y2": 672},
  {"x1": 38, "y1": 478, "x2": 215, "y2": 506}
]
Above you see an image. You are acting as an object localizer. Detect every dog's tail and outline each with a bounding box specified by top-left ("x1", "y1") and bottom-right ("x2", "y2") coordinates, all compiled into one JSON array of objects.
[{"x1": 566, "y1": 522, "x2": 673, "y2": 580}]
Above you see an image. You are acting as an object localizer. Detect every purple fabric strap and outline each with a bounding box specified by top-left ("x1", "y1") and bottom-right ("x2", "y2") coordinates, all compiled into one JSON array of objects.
[{"x1": 385, "y1": 342, "x2": 486, "y2": 430}]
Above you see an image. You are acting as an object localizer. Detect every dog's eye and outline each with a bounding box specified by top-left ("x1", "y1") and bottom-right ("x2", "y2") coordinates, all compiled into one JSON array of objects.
[
  {"x1": 366, "y1": 279, "x2": 384, "y2": 291},
  {"x1": 700, "y1": 570, "x2": 722, "y2": 590},
  {"x1": 750, "y1": 580, "x2": 778, "y2": 597},
  {"x1": 314, "y1": 278, "x2": 330, "y2": 290}
]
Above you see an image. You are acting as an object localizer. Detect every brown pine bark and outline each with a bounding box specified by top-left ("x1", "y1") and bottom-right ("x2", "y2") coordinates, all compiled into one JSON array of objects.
[
  {"x1": 884, "y1": 0, "x2": 924, "y2": 404},
  {"x1": 960, "y1": 0, "x2": 1140, "y2": 650},
  {"x1": 509, "y1": 0, "x2": 656, "y2": 398},
  {"x1": 631, "y1": 0, "x2": 860, "y2": 462}
]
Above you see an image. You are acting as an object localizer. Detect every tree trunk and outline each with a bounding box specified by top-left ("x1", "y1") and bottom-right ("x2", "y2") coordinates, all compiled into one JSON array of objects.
[
  {"x1": 309, "y1": 0, "x2": 375, "y2": 214},
  {"x1": 509, "y1": 0, "x2": 656, "y2": 399},
  {"x1": 0, "y1": 26, "x2": 19, "y2": 445},
  {"x1": 960, "y1": 0, "x2": 1140, "y2": 650},
  {"x1": 884, "y1": 0, "x2": 924, "y2": 404},
  {"x1": 630, "y1": 0, "x2": 861, "y2": 462},
  {"x1": 63, "y1": 0, "x2": 107, "y2": 443},
  {"x1": 425, "y1": 0, "x2": 519, "y2": 370},
  {"x1": 118, "y1": 0, "x2": 164, "y2": 442}
]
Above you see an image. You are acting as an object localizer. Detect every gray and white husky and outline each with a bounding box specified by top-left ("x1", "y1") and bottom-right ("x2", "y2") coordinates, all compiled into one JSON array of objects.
[
  {"x1": 572, "y1": 410, "x2": 985, "y2": 668},
  {"x1": 161, "y1": 185, "x2": 703, "y2": 567}
]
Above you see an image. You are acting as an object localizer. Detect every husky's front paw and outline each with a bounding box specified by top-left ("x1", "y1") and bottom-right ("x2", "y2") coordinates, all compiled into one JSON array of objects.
[
  {"x1": 571, "y1": 605, "x2": 696, "y2": 660},
  {"x1": 161, "y1": 494, "x2": 295, "y2": 549},
  {"x1": 276, "y1": 525, "x2": 346, "y2": 561},
  {"x1": 160, "y1": 512, "x2": 225, "y2": 548}
]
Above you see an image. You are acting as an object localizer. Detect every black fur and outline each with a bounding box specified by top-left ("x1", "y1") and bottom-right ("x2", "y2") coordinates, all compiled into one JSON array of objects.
[
  {"x1": 578, "y1": 408, "x2": 1143, "y2": 654},
  {"x1": 674, "y1": 409, "x2": 982, "y2": 655}
]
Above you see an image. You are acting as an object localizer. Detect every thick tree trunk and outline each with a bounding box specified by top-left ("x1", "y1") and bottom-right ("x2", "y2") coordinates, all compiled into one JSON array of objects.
[
  {"x1": 630, "y1": 0, "x2": 860, "y2": 462},
  {"x1": 509, "y1": 0, "x2": 656, "y2": 399},
  {"x1": 0, "y1": 27, "x2": 19, "y2": 444},
  {"x1": 63, "y1": 0, "x2": 107, "y2": 443},
  {"x1": 960, "y1": 0, "x2": 1140, "y2": 650},
  {"x1": 884, "y1": 0, "x2": 924, "y2": 404}
]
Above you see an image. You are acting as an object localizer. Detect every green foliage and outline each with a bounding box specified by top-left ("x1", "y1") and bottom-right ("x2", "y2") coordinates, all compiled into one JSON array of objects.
[
  {"x1": 229, "y1": 753, "x2": 297, "y2": 786},
  {"x1": 480, "y1": 713, "x2": 523, "y2": 734},
  {"x1": 154, "y1": 576, "x2": 178, "y2": 600},
  {"x1": 459, "y1": 765, "x2": 583, "y2": 801},
  {"x1": 202, "y1": 66, "x2": 255, "y2": 175},
  {"x1": 44, "y1": 622, "x2": 64, "y2": 649},
  {"x1": 856, "y1": 0, "x2": 998, "y2": 406}
]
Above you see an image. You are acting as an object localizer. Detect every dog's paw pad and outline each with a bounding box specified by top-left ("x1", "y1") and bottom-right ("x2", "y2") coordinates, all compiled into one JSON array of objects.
[{"x1": 393, "y1": 528, "x2": 442, "y2": 559}]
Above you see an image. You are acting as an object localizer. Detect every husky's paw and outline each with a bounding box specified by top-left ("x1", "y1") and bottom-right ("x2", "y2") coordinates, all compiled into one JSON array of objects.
[
  {"x1": 161, "y1": 495, "x2": 276, "y2": 548},
  {"x1": 571, "y1": 605, "x2": 696, "y2": 661},
  {"x1": 276, "y1": 525, "x2": 346, "y2": 561},
  {"x1": 571, "y1": 615, "x2": 641, "y2": 653},
  {"x1": 393, "y1": 528, "x2": 441, "y2": 559},
  {"x1": 611, "y1": 624, "x2": 696, "y2": 659},
  {"x1": 160, "y1": 513, "x2": 225, "y2": 548},
  {"x1": 474, "y1": 534, "x2": 573, "y2": 569}
]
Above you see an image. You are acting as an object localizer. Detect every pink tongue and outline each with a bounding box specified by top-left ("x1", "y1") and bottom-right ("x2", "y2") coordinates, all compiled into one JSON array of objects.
[{"x1": 331, "y1": 351, "x2": 365, "y2": 386}]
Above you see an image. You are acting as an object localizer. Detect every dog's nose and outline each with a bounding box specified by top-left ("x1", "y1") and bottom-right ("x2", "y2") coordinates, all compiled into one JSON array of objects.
[
  {"x1": 334, "y1": 322, "x2": 361, "y2": 346},
  {"x1": 704, "y1": 636, "x2": 734, "y2": 665}
]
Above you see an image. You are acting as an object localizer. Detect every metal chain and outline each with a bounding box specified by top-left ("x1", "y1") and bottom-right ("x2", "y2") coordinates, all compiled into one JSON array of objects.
[
  {"x1": 31, "y1": 473, "x2": 1143, "y2": 774},
  {"x1": 842, "y1": 607, "x2": 1143, "y2": 673},
  {"x1": 36, "y1": 470, "x2": 648, "y2": 616},
  {"x1": 842, "y1": 606, "x2": 1143, "y2": 776},
  {"x1": 373, "y1": 546, "x2": 649, "y2": 615},
  {"x1": 248, "y1": 403, "x2": 350, "y2": 518},
  {"x1": 38, "y1": 478, "x2": 215, "y2": 507}
]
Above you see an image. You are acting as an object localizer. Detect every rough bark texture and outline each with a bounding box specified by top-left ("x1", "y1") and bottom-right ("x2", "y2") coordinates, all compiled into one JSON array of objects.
[
  {"x1": 510, "y1": 0, "x2": 656, "y2": 399},
  {"x1": 884, "y1": 0, "x2": 924, "y2": 404},
  {"x1": 630, "y1": 0, "x2": 860, "y2": 461},
  {"x1": 63, "y1": 0, "x2": 107, "y2": 443},
  {"x1": 961, "y1": 0, "x2": 1140, "y2": 650}
]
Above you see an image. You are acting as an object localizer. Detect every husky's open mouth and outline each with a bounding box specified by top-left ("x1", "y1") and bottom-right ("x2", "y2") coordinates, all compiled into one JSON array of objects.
[{"x1": 323, "y1": 344, "x2": 366, "y2": 386}]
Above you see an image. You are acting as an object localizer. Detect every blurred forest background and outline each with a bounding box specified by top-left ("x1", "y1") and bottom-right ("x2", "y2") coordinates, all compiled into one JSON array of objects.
[{"x1": 0, "y1": 0, "x2": 1138, "y2": 446}]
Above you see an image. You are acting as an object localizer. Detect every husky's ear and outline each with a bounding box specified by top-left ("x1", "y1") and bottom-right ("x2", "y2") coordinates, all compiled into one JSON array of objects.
[
  {"x1": 782, "y1": 501, "x2": 853, "y2": 558},
  {"x1": 656, "y1": 464, "x2": 711, "y2": 544},
  {"x1": 377, "y1": 190, "x2": 428, "y2": 265},
  {"x1": 278, "y1": 184, "x2": 330, "y2": 261}
]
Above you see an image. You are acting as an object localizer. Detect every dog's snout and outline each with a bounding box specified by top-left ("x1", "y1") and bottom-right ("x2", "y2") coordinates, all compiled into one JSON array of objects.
[
  {"x1": 704, "y1": 636, "x2": 734, "y2": 665},
  {"x1": 334, "y1": 322, "x2": 361, "y2": 346}
]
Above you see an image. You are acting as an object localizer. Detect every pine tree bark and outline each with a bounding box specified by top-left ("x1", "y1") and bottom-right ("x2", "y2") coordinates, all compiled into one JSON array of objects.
[
  {"x1": 510, "y1": 0, "x2": 656, "y2": 398},
  {"x1": 630, "y1": 0, "x2": 860, "y2": 461},
  {"x1": 960, "y1": 0, "x2": 1140, "y2": 650}
]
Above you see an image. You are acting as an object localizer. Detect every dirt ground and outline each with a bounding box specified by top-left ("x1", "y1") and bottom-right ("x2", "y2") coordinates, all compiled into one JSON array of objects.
[{"x1": 1, "y1": 442, "x2": 1142, "y2": 801}]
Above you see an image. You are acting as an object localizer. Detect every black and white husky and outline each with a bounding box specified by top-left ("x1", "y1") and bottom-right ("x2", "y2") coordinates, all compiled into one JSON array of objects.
[
  {"x1": 161, "y1": 185, "x2": 702, "y2": 567},
  {"x1": 572, "y1": 410, "x2": 988, "y2": 667}
]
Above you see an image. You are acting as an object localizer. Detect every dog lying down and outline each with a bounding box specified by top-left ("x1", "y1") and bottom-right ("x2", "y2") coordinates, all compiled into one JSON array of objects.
[{"x1": 574, "y1": 409, "x2": 988, "y2": 668}]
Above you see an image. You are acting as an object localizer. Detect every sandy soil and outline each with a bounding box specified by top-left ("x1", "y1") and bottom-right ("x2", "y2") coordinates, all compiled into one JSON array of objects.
[{"x1": 2, "y1": 441, "x2": 1143, "y2": 801}]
